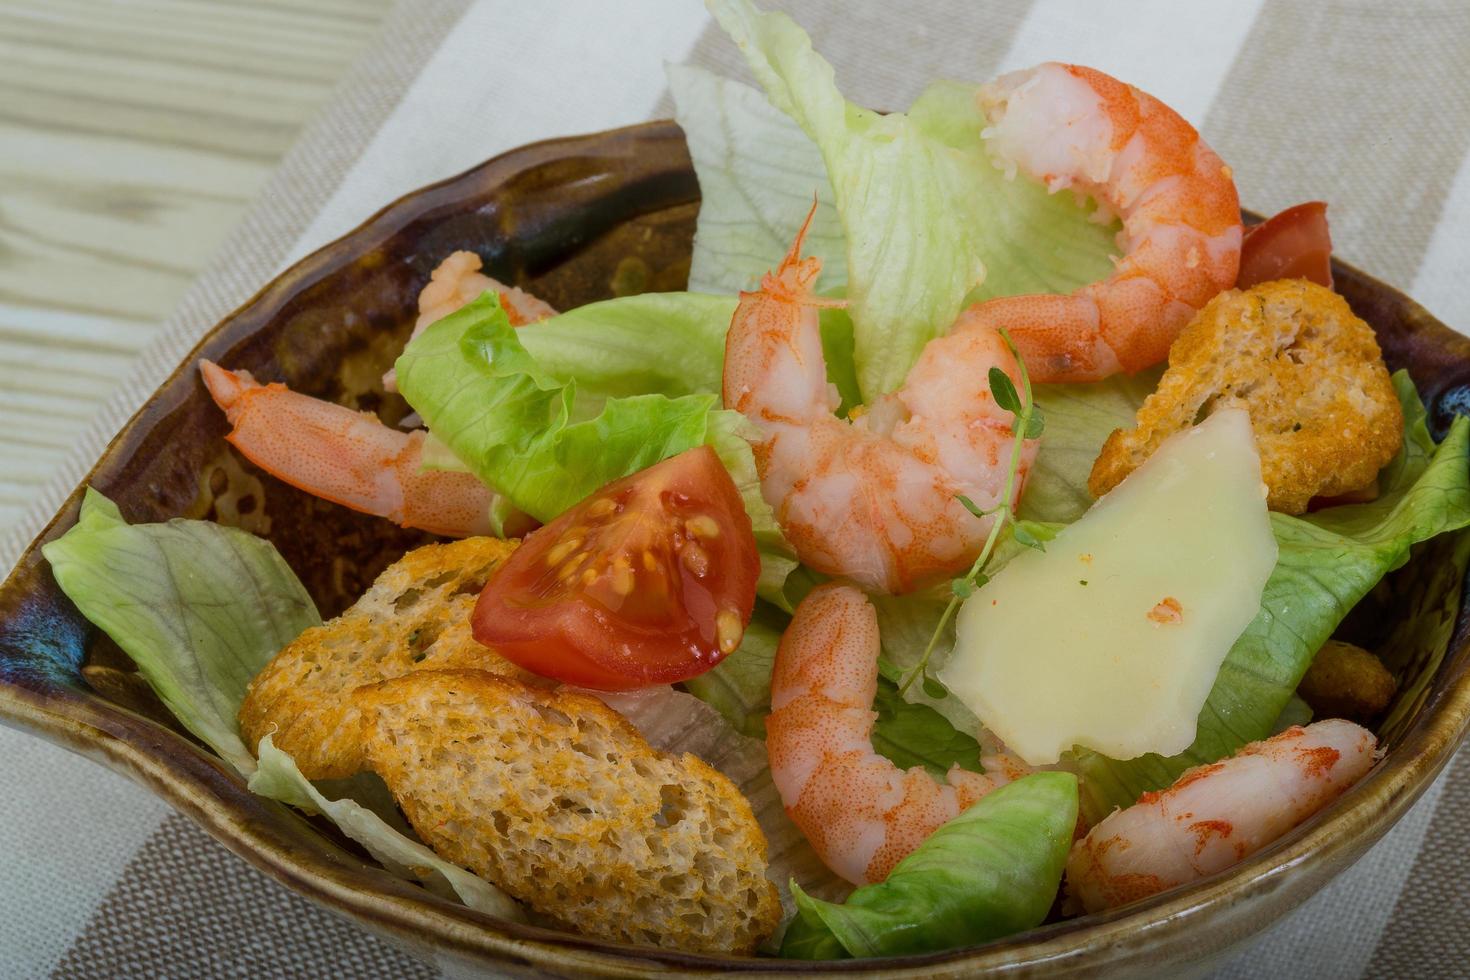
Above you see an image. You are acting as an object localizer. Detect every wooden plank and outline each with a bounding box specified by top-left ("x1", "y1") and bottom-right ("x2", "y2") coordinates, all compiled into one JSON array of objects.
[{"x1": 0, "y1": 0, "x2": 394, "y2": 533}]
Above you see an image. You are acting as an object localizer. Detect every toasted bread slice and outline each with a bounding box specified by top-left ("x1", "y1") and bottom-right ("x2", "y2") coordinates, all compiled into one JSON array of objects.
[
  {"x1": 239, "y1": 537, "x2": 533, "y2": 778},
  {"x1": 354, "y1": 669, "x2": 782, "y2": 955},
  {"x1": 1089, "y1": 279, "x2": 1402, "y2": 514}
]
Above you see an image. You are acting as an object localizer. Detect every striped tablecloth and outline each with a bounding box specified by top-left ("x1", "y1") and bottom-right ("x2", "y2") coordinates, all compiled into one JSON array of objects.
[{"x1": 4, "y1": 1, "x2": 1470, "y2": 976}]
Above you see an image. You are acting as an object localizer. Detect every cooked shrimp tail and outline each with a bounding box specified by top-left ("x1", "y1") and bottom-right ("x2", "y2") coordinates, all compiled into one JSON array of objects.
[
  {"x1": 1065, "y1": 719, "x2": 1377, "y2": 913},
  {"x1": 200, "y1": 360, "x2": 509, "y2": 538},
  {"x1": 958, "y1": 62, "x2": 1242, "y2": 382},
  {"x1": 723, "y1": 225, "x2": 1037, "y2": 594},
  {"x1": 766, "y1": 583, "x2": 1025, "y2": 884}
]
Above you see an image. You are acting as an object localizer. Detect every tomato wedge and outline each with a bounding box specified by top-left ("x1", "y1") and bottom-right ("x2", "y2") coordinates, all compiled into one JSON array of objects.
[
  {"x1": 1238, "y1": 201, "x2": 1334, "y2": 289},
  {"x1": 472, "y1": 446, "x2": 759, "y2": 689}
]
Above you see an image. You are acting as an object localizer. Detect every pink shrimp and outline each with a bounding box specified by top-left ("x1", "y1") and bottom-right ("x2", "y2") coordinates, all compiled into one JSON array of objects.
[
  {"x1": 1065, "y1": 719, "x2": 1377, "y2": 913},
  {"x1": 382, "y1": 250, "x2": 556, "y2": 391},
  {"x1": 723, "y1": 215, "x2": 1038, "y2": 595},
  {"x1": 200, "y1": 360, "x2": 510, "y2": 538},
  {"x1": 956, "y1": 62, "x2": 1242, "y2": 383},
  {"x1": 767, "y1": 583, "x2": 1028, "y2": 885}
]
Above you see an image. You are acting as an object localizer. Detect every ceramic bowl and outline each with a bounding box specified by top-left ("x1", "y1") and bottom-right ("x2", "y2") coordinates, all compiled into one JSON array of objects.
[{"x1": 3, "y1": 120, "x2": 1469, "y2": 978}]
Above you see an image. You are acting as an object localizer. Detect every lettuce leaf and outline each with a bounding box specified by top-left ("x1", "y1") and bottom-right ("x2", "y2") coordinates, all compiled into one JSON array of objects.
[
  {"x1": 397, "y1": 292, "x2": 797, "y2": 602},
  {"x1": 250, "y1": 736, "x2": 522, "y2": 920},
  {"x1": 1072, "y1": 376, "x2": 1470, "y2": 818},
  {"x1": 517, "y1": 291, "x2": 736, "y2": 402},
  {"x1": 1021, "y1": 370, "x2": 1165, "y2": 524},
  {"x1": 781, "y1": 772, "x2": 1077, "y2": 959},
  {"x1": 670, "y1": 63, "x2": 846, "y2": 294},
  {"x1": 44, "y1": 494, "x2": 522, "y2": 918},
  {"x1": 396, "y1": 293, "x2": 717, "y2": 523},
  {"x1": 706, "y1": 0, "x2": 1117, "y2": 399},
  {"x1": 680, "y1": 614, "x2": 782, "y2": 738},
  {"x1": 43, "y1": 489, "x2": 320, "y2": 775}
]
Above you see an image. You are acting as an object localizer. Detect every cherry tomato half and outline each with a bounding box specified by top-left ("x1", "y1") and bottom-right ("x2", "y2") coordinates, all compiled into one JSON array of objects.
[
  {"x1": 1238, "y1": 201, "x2": 1334, "y2": 289},
  {"x1": 472, "y1": 446, "x2": 759, "y2": 690}
]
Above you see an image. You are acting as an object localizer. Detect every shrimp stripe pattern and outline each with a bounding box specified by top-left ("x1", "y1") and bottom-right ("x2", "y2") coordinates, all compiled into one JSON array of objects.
[
  {"x1": 766, "y1": 583, "x2": 1026, "y2": 885},
  {"x1": 959, "y1": 63, "x2": 1241, "y2": 383},
  {"x1": 1065, "y1": 719, "x2": 1376, "y2": 913},
  {"x1": 200, "y1": 361, "x2": 499, "y2": 539},
  {"x1": 723, "y1": 211, "x2": 1038, "y2": 595}
]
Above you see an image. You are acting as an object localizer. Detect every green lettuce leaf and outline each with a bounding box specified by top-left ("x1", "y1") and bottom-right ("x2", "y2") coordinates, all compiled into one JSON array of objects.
[
  {"x1": 706, "y1": 0, "x2": 1117, "y2": 399},
  {"x1": 782, "y1": 772, "x2": 1077, "y2": 959},
  {"x1": 399, "y1": 292, "x2": 797, "y2": 601},
  {"x1": 1022, "y1": 370, "x2": 1165, "y2": 524},
  {"x1": 871, "y1": 672, "x2": 984, "y2": 777},
  {"x1": 44, "y1": 495, "x2": 521, "y2": 917},
  {"x1": 518, "y1": 291, "x2": 736, "y2": 402},
  {"x1": 43, "y1": 489, "x2": 320, "y2": 775},
  {"x1": 669, "y1": 63, "x2": 847, "y2": 293},
  {"x1": 251, "y1": 735, "x2": 522, "y2": 920},
  {"x1": 1072, "y1": 376, "x2": 1470, "y2": 818},
  {"x1": 680, "y1": 613, "x2": 783, "y2": 738},
  {"x1": 396, "y1": 293, "x2": 718, "y2": 523}
]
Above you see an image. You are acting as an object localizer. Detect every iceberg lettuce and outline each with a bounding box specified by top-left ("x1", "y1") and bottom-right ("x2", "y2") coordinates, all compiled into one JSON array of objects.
[
  {"x1": 782, "y1": 772, "x2": 1077, "y2": 958},
  {"x1": 43, "y1": 494, "x2": 521, "y2": 918},
  {"x1": 396, "y1": 292, "x2": 797, "y2": 602},
  {"x1": 43, "y1": 490, "x2": 320, "y2": 775},
  {"x1": 704, "y1": 0, "x2": 1118, "y2": 400}
]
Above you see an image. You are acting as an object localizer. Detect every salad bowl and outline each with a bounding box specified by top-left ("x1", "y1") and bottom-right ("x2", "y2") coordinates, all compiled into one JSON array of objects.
[{"x1": 2, "y1": 120, "x2": 1469, "y2": 978}]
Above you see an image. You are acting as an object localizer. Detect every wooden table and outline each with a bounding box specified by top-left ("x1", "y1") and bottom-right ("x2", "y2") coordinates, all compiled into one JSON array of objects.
[{"x1": 0, "y1": 0, "x2": 391, "y2": 530}]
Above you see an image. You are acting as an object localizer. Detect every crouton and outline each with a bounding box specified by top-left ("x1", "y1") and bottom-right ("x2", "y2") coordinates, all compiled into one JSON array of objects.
[
  {"x1": 1299, "y1": 639, "x2": 1397, "y2": 721},
  {"x1": 239, "y1": 537, "x2": 533, "y2": 779},
  {"x1": 1089, "y1": 280, "x2": 1402, "y2": 514},
  {"x1": 353, "y1": 669, "x2": 782, "y2": 955}
]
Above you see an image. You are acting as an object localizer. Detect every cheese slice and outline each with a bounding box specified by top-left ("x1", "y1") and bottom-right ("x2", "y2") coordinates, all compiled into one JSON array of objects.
[{"x1": 940, "y1": 409, "x2": 1277, "y2": 765}]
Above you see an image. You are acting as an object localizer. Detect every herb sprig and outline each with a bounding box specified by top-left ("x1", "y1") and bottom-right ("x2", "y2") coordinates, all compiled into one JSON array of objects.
[{"x1": 899, "y1": 328, "x2": 1043, "y2": 697}]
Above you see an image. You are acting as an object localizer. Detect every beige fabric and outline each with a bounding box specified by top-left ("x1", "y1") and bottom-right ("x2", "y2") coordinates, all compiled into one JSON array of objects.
[{"x1": 5, "y1": 0, "x2": 1470, "y2": 976}]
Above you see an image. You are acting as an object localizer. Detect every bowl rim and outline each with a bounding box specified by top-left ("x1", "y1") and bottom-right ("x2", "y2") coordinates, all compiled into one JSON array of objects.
[{"x1": 2, "y1": 118, "x2": 1469, "y2": 977}]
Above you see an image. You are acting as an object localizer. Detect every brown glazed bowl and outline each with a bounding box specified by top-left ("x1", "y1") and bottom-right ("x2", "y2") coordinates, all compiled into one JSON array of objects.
[{"x1": 2, "y1": 120, "x2": 1470, "y2": 978}]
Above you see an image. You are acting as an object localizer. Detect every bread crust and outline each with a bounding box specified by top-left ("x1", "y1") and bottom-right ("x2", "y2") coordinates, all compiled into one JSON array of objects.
[
  {"x1": 238, "y1": 537, "x2": 530, "y2": 778},
  {"x1": 354, "y1": 669, "x2": 782, "y2": 955},
  {"x1": 1089, "y1": 279, "x2": 1402, "y2": 514}
]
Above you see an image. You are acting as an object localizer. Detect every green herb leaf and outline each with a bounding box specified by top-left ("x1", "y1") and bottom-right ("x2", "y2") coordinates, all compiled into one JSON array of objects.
[
  {"x1": 1023, "y1": 403, "x2": 1046, "y2": 439},
  {"x1": 1012, "y1": 523, "x2": 1047, "y2": 552},
  {"x1": 989, "y1": 366, "x2": 1021, "y2": 414},
  {"x1": 782, "y1": 773, "x2": 1078, "y2": 958},
  {"x1": 871, "y1": 676, "x2": 983, "y2": 776},
  {"x1": 951, "y1": 578, "x2": 974, "y2": 599},
  {"x1": 956, "y1": 493, "x2": 992, "y2": 519},
  {"x1": 921, "y1": 674, "x2": 949, "y2": 700}
]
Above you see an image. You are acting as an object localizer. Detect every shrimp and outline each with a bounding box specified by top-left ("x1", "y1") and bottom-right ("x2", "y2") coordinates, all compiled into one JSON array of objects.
[
  {"x1": 382, "y1": 250, "x2": 556, "y2": 391},
  {"x1": 955, "y1": 63, "x2": 1242, "y2": 383},
  {"x1": 200, "y1": 360, "x2": 512, "y2": 538},
  {"x1": 723, "y1": 215, "x2": 1038, "y2": 595},
  {"x1": 767, "y1": 583, "x2": 1027, "y2": 885},
  {"x1": 1065, "y1": 719, "x2": 1377, "y2": 914}
]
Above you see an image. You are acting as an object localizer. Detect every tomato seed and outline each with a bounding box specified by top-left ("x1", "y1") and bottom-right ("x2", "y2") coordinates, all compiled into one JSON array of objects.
[
  {"x1": 716, "y1": 609, "x2": 743, "y2": 654},
  {"x1": 685, "y1": 515, "x2": 720, "y2": 539}
]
